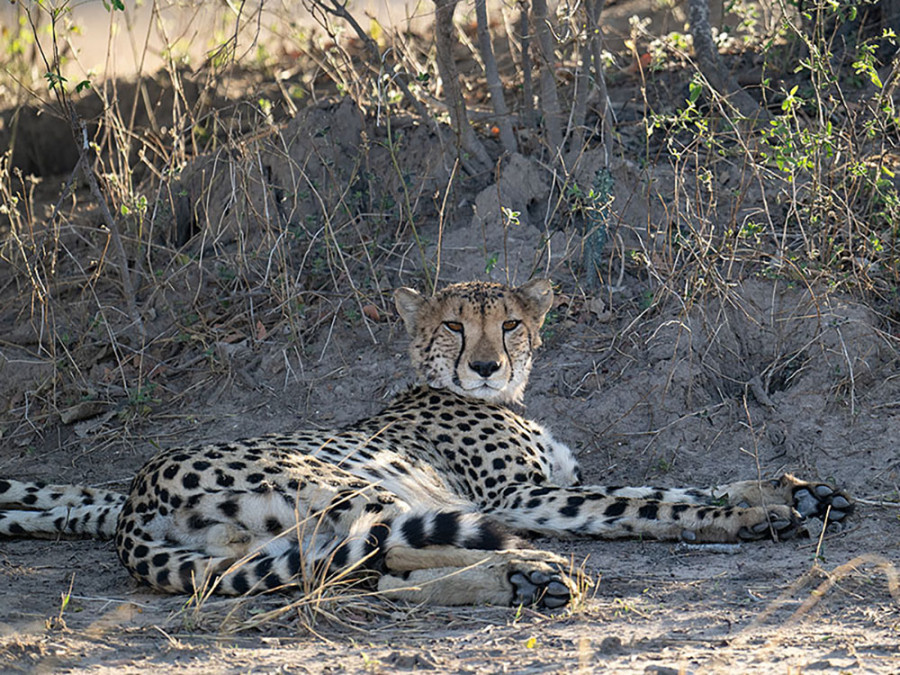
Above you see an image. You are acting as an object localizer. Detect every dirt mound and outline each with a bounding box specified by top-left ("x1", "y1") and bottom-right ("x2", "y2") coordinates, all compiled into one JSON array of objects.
[
  {"x1": 158, "y1": 98, "x2": 453, "y2": 250},
  {"x1": 525, "y1": 279, "x2": 890, "y2": 494},
  {"x1": 644, "y1": 279, "x2": 882, "y2": 414}
]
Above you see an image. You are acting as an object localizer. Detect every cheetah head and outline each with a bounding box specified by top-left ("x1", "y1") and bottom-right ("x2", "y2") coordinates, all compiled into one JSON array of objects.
[{"x1": 394, "y1": 280, "x2": 553, "y2": 404}]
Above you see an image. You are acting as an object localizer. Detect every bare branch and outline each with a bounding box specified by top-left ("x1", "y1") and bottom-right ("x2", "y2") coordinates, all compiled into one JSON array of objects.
[
  {"x1": 74, "y1": 117, "x2": 145, "y2": 338},
  {"x1": 25, "y1": 4, "x2": 145, "y2": 338},
  {"x1": 566, "y1": 0, "x2": 613, "y2": 168},
  {"x1": 309, "y1": 0, "x2": 432, "y2": 126},
  {"x1": 517, "y1": 1, "x2": 536, "y2": 129},
  {"x1": 586, "y1": 0, "x2": 613, "y2": 153}
]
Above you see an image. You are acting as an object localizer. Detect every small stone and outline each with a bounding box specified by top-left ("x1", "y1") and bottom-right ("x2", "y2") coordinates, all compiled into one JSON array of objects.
[
  {"x1": 598, "y1": 636, "x2": 624, "y2": 654},
  {"x1": 644, "y1": 665, "x2": 681, "y2": 675},
  {"x1": 386, "y1": 652, "x2": 435, "y2": 669}
]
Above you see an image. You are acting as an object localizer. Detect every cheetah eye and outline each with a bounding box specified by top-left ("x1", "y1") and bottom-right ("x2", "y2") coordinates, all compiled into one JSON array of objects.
[
  {"x1": 502, "y1": 320, "x2": 521, "y2": 332},
  {"x1": 444, "y1": 321, "x2": 464, "y2": 333}
]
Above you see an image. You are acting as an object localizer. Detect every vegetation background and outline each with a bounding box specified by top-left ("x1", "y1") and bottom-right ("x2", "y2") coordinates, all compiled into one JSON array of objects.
[{"x1": 0, "y1": 0, "x2": 898, "y2": 671}]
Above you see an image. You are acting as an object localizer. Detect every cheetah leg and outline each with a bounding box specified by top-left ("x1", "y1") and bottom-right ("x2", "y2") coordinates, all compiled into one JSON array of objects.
[
  {"x1": 378, "y1": 546, "x2": 575, "y2": 608},
  {"x1": 490, "y1": 474, "x2": 853, "y2": 543},
  {"x1": 383, "y1": 544, "x2": 566, "y2": 571},
  {"x1": 117, "y1": 506, "x2": 518, "y2": 597},
  {"x1": 490, "y1": 484, "x2": 801, "y2": 543}
]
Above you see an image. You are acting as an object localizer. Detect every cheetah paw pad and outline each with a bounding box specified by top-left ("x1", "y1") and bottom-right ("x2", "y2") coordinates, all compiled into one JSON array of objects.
[
  {"x1": 509, "y1": 569, "x2": 573, "y2": 609},
  {"x1": 793, "y1": 484, "x2": 854, "y2": 523}
]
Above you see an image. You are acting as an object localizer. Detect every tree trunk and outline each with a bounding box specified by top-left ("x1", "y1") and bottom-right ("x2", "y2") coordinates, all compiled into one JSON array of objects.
[
  {"x1": 475, "y1": 0, "x2": 517, "y2": 154},
  {"x1": 434, "y1": 0, "x2": 492, "y2": 171},
  {"x1": 687, "y1": 0, "x2": 766, "y2": 122},
  {"x1": 531, "y1": 0, "x2": 564, "y2": 153}
]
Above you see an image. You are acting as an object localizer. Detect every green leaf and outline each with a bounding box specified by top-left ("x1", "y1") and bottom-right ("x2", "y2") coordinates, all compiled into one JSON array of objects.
[
  {"x1": 43, "y1": 72, "x2": 67, "y2": 91},
  {"x1": 688, "y1": 80, "x2": 702, "y2": 103}
]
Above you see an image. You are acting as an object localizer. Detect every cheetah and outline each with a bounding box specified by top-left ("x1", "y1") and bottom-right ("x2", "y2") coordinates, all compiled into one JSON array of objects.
[{"x1": 0, "y1": 280, "x2": 853, "y2": 608}]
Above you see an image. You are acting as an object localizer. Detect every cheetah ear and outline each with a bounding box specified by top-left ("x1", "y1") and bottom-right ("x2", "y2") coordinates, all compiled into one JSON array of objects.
[
  {"x1": 394, "y1": 287, "x2": 427, "y2": 335},
  {"x1": 517, "y1": 279, "x2": 554, "y2": 324}
]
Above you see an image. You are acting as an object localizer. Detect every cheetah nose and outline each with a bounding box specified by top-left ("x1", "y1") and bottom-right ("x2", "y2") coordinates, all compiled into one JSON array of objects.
[{"x1": 470, "y1": 360, "x2": 501, "y2": 377}]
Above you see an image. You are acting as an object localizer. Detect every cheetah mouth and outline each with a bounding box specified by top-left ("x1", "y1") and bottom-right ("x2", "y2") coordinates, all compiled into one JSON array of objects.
[{"x1": 459, "y1": 381, "x2": 508, "y2": 398}]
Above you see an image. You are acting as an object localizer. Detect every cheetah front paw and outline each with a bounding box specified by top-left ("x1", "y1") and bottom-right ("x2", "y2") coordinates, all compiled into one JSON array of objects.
[
  {"x1": 379, "y1": 546, "x2": 577, "y2": 608},
  {"x1": 720, "y1": 474, "x2": 854, "y2": 533},
  {"x1": 475, "y1": 548, "x2": 576, "y2": 609},
  {"x1": 791, "y1": 480, "x2": 854, "y2": 525}
]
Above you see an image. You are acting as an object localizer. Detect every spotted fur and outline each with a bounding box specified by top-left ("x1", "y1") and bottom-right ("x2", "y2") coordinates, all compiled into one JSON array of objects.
[{"x1": 0, "y1": 280, "x2": 854, "y2": 608}]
